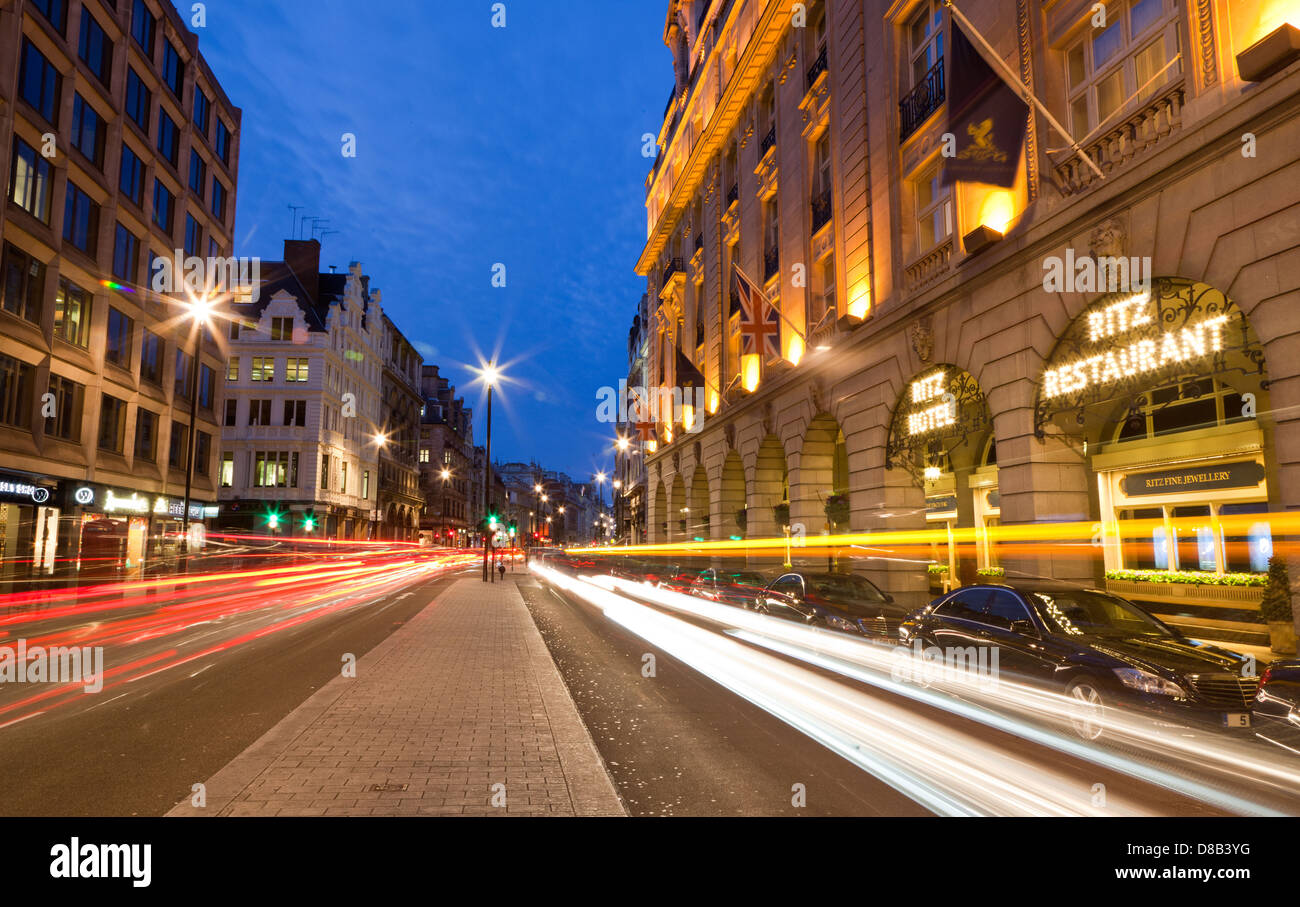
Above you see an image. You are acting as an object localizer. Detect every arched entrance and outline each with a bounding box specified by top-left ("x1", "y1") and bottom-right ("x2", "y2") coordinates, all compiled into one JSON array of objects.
[
  {"x1": 794, "y1": 413, "x2": 850, "y2": 533},
  {"x1": 668, "y1": 474, "x2": 684, "y2": 542},
  {"x1": 749, "y1": 435, "x2": 788, "y2": 539},
  {"x1": 688, "y1": 464, "x2": 710, "y2": 541},
  {"x1": 1035, "y1": 277, "x2": 1272, "y2": 641},
  {"x1": 652, "y1": 479, "x2": 668, "y2": 544},
  {"x1": 720, "y1": 451, "x2": 748, "y2": 539},
  {"x1": 887, "y1": 364, "x2": 996, "y2": 591}
]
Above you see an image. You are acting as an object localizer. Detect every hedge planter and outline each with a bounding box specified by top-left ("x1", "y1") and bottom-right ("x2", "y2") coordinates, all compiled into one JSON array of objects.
[
  {"x1": 735, "y1": 508, "x2": 748, "y2": 534},
  {"x1": 1261, "y1": 556, "x2": 1297, "y2": 656},
  {"x1": 773, "y1": 503, "x2": 790, "y2": 528},
  {"x1": 824, "y1": 494, "x2": 850, "y2": 528}
]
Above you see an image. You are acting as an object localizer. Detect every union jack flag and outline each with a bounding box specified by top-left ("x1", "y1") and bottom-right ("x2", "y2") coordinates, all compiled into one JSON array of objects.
[{"x1": 733, "y1": 263, "x2": 781, "y2": 360}]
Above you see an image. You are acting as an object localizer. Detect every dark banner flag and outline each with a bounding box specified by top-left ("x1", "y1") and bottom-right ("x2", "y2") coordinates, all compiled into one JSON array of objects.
[
  {"x1": 675, "y1": 345, "x2": 706, "y2": 390},
  {"x1": 942, "y1": 23, "x2": 1028, "y2": 187}
]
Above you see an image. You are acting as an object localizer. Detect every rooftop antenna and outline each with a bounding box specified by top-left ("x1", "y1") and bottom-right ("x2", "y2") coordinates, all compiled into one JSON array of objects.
[
  {"x1": 288, "y1": 204, "x2": 303, "y2": 238},
  {"x1": 304, "y1": 216, "x2": 324, "y2": 239},
  {"x1": 312, "y1": 219, "x2": 332, "y2": 240},
  {"x1": 320, "y1": 229, "x2": 340, "y2": 246}
]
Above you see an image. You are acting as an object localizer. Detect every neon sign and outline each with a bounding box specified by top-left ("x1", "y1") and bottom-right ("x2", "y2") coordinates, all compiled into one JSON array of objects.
[{"x1": 907, "y1": 372, "x2": 956, "y2": 436}]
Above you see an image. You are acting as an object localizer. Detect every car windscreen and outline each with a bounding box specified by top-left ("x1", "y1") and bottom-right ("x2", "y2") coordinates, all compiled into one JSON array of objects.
[
  {"x1": 1028, "y1": 590, "x2": 1174, "y2": 638},
  {"x1": 808, "y1": 574, "x2": 888, "y2": 609}
]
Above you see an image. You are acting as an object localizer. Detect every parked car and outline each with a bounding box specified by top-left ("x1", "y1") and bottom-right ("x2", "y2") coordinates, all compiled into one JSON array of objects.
[
  {"x1": 899, "y1": 581, "x2": 1258, "y2": 740},
  {"x1": 688, "y1": 569, "x2": 769, "y2": 608},
  {"x1": 751, "y1": 571, "x2": 904, "y2": 639},
  {"x1": 1254, "y1": 659, "x2": 1300, "y2": 753}
]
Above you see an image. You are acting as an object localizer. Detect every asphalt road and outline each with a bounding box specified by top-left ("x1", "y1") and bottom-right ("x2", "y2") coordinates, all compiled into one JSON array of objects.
[{"x1": 0, "y1": 565, "x2": 471, "y2": 816}]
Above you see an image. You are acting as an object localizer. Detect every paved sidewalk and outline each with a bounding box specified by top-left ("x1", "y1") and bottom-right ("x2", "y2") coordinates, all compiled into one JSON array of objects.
[{"x1": 168, "y1": 575, "x2": 625, "y2": 816}]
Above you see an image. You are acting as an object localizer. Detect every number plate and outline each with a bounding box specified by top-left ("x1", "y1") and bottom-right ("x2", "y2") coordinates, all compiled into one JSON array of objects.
[{"x1": 1223, "y1": 712, "x2": 1251, "y2": 728}]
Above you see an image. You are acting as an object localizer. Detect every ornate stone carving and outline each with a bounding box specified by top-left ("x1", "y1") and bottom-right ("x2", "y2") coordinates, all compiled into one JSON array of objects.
[
  {"x1": 1089, "y1": 216, "x2": 1127, "y2": 261},
  {"x1": 672, "y1": 450, "x2": 680, "y2": 473},
  {"x1": 810, "y1": 379, "x2": 827, "y2": 415},
  {"x1": 1196, "y1": 0, "x2": 1218, "y2": 87},
  {"x1": 909, "y1": 315, "x2": 934, "y2": 363},
  {"x1": 1016, "y1": 0, "x2": 1039, "y2": 201},
  {"x1": 761, "y1": 401, "x2": 775, "y2": 437},
  {"x1": 724, "y1": 422, "x2": 735, "y2": 450}
]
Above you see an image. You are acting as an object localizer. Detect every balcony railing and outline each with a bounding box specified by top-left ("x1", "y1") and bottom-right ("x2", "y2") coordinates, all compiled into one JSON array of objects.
[
  {"x1": 663, "y1": 257, "x2": 684, "y2": 282},
  {"x1": 1053, "y1": 80, "x2": 1186, "y2": 196},
  {"x1": 806, "y1": 45, "x2": 827, "y2": 89},
  {"x1": 726, "y1": 182, "x2": 738, "y2": 206},
  {"x1": 810, "y1": 188, "x2": 832, "y2": 232},
  {"x1": 763, "y1": 246, "x2": 779, "y2": 282},
  {"x1": 899, "y1": 56, "x2": 944, "y2": 143},
  {"x1": 694, "y1": 232, "x2": 704, "y2": 253},
  {"x1": 760, "y1": 124, "x2": 776, "y2": 156}
]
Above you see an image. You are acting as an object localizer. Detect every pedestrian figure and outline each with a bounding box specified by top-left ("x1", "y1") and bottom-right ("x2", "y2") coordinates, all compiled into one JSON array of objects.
[{"x1": 498, "y1": 561, "x2": 506, "y2": 582}]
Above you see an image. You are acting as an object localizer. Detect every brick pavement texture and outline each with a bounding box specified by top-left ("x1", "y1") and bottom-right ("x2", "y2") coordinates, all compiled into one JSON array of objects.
[{"x1": 168, "y1": 575, "x2": 625, "y2": 817}]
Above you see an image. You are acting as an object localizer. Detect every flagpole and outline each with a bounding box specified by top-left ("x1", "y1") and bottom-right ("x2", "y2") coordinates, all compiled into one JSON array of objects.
[{"x1": 943, "y1": 0, "x2": 1105, "y2": 182}]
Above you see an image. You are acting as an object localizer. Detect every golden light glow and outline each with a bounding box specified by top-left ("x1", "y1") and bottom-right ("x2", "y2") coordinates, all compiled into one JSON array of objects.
[
  {"x1": 662, "y1": 423, "x2": 674, "y2": 444},
  {"x1": 787, "y1": 334, "x2": 804, "y2": 366},
  {"x1": 646, "y1": 440, "x2": 659, "y2": 453},
  {"x1": 847, "y1": 282, "x2": 870, "y2": 320},
  {"x1": 978, "y1": 189, "x2": 1016, "y2": 234},
  {"x1": 1246, "y1": 0, "x2": 1300, "y2": 44},
  {"x1": 707, "y1": 390, "x2": 719, "y2": 414},
  {"x1": 924, "y1": 465, "x2": 943, "y2": 481},
  {"x1": 681, "y1": 404, "x2": 695, "y2": 431},
  {"x1": 741, "y1": 354, "x2": 761, "y2": 392},
  {"x1": 615, "y1": 436, "x2": 630, "y2": 452}
]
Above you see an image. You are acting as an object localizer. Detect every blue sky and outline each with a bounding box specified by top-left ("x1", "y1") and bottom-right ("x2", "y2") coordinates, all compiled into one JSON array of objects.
[{"x1": 188, "y1": 0, "x2": 669, "y2": 480}]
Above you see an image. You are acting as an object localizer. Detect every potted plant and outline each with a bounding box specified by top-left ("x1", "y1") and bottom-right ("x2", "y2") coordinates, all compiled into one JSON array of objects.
[
  {"x1": 824, "y1": 494, "x2": 850, "y2": 528},
  {"x1": 773, "y1": 503, "x2": 790, "y2": 527},
  {"x1": 735, "y1": 507, "x2": 748, "y2": 534},
  {"x1": 927, "y1": 563, "x2": 949, "y2": 593},
  {"x1": 678, "y1": 518, "x2": 687, "y2": 535},
  {"x1": 1261, "y1": 556, "x2": 1297, "y2": 656}
]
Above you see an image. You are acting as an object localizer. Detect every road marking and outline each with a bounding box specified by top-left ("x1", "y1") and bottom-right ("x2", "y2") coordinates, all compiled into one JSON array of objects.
[
  {"x1": 0, "y1": 711, "x2": 43, "y2": 730},
  {"x1": 189, "y1": 664, "x2": 214, "y2": 678},
  {"x1": 83, "y1": 692, "x2": 129, "y2": 712}
]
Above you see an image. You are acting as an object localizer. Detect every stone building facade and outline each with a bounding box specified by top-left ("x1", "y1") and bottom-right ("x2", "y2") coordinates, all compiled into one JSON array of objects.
[
  {"x1": 376, "y1": 314, "x2": 422, "y2": 540},
  {"x1": 637, "y1": 0, "x2": 1300, "y2": 643},
  {"x1": 417, "y1": 364, "x2": 473, "y2": 545}
]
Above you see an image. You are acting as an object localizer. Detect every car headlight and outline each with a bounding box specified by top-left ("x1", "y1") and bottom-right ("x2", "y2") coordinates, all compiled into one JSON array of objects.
[
  {"x1": 1112, "y1": 668, "x2": 1186, "y2": 698},
  {"x1": 825, "y1": 616, "x2": 854, "y2": 630}
]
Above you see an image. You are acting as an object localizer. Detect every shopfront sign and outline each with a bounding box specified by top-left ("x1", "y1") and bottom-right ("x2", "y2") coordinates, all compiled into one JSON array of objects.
[
  {"x1": 0, "y1": 474, "x2": 54, "y2": 505},
  {"x1": 1035, "y1": 278, "x2": 1263, "y2": 439},
  {"x1": 926, "y1": 495, "x2": 958, "y2": 514},
  {"x1": 153, "y1": 497, "x2": 206, "y2": 521},
  {"x1": 103, "y1": 490, "x2": 150, "y2": 515},
  {"x1": 1121, "y1": 460, "x2": 1266, "y2": 497}
]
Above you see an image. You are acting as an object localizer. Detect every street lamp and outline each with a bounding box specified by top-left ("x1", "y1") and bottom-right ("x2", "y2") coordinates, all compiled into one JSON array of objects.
[
  {"x1": 179, "y1": 290, "x2": 217, "y2": 568},
  {"x1": 474, "y1": 360, "x2": 502, "y2": 581}
]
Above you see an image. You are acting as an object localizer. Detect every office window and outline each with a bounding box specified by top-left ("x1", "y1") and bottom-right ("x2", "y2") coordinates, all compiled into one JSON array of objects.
[
  {"x1": 198, "y1": 362, "x2": 214, "y2": 409},
  {"x1": 271, "y1": 316, "x2": 293, "y2": 340},
  {"x1": 223, "y1": 398, "x2": 237, "y2": 426},
  {"x1": 19, "y1": 40, "x2": 61, "y2": 126},
  {"x1": 125, "y1": 69, "x2": 151, "y2": 133},
  {"x1": 250, "y1": 356, "x2": 273, "y2": 381},
  {"x1": 211, "y1": 178, "x2": 227, "y2": 222},
  {"x1": 220, "y1": 452, "x2": 234, "y2": 487},
  {"x1": 71, "y1": 95, "x2": 106, "y2": 169},
  {"x1": 321, "y1": 454, "x2": 330, "y2": 489},
  {"x1": 215, "y1": 119, "x2": 231, "y2": 167},
  {"x1": 157, "y1": 111, "x2": 179, "y2": 167},
  {"x1": 285, "y1": 357, "x2": 310, "y2": 382},
  {"x1": 152, "y1": 179, "x2": 174, "y2": 233},
  {"x1": 63, "y1": 182, "x2": 99, "y2": 255},
  {"x1": 248, "y1": 399, "x2": 271, "y2": 425},
  {"x1": 140, "y1": 329, "x2": 162, "y2": 384},
  {"x1": 168, "y1": 420, "x2": 186, "y2": 467},
  {"x1": 341, "y1": 461, "x2": 348, "y2": 495},
  {"x1": 163, "y1": 40, "x2": 184, "y2": 98},
  {"x1": 119, "y1": 144, "x2": 145, "y2": 208},
  {"x1": 1, "y1": 244, "x2": 46, "y2": 323},
  {"x1": 189, "y1": 151, "x2": 206, "y2": 197},
  {"x1": 97, "y1": 394, "x2": 126, "y2": 452},
  {"x1": 31, "y1": 0, "x2": 68, "y2": 35},
  {"x1": 419, "y1": 448, "x2": 430, "y2": 463},
  {"x1": 914, "y1": 160, "x2": 952, "y2": 252},
  {"x1": 362, "y1": 470, "x2": 369, "y2": 500},
  {"x1": 53, "y1": 279, "x2": 91, "y2": 347},
  {"x1": 1066, "y1": 0, "x2": 1180, "y2": 137},
  {"x1": 78, "y1": 7, "x2": 113, "y2": 86},
  {"x1": 131, "y1": 0, "x2": 156, "y2": 57},
  {"x1": 112, "y1": 223, "x2": 139, "y2": 282},
  {"x1": 45, "y1": 375, "x2": 83, "y2": 441},
  {"x1": 0, "y1": 355, "x2": 34, "y2": 429},
  {"x1": 184, "y1": 214, "x2": 201, "y2": 257},
  {"x1": 105, "y1": 308, "x2": 133, "y2": 367},
  {"x1": 134, "y1": 407, "x2": 157, "y2": 460},
  {"x1": 9, "y1": 137, "x2": 53, "y2": 224},
  {"x1": 194, "y1": 431, "x2": 210, "y2": 475},
  {"x1": 175, "y1": 348, "x2": 193, "y2": 401},
  {"x1": 254, "y1": 451, "x2": 294, "y2": 487},
  {"x1": 283, "y1": 399, "x2": 307, "y2": 427},
  {"x1": 908, "y1": 1, "x2": 944, "y2": 88},
  {"x1": 226, "y1": 356, "x2": 239, "y2": 381},
  {"x1": 193, "y1": 86, "x2": 211, "y2": 135}
]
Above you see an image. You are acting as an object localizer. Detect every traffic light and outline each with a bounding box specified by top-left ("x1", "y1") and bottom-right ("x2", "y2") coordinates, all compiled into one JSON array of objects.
[
  {"x1": 508, "y1": 520, "x2": 517, "y2": 539},
  {"x1": 302, "y1": 514, "x2": 316, "y2": 532},
  {"x1": 265, "y1": 508, "x2": 281, "y2": 530},
  {"x1": 487, "y1": 509, "x2": 499, "y2": 530}
]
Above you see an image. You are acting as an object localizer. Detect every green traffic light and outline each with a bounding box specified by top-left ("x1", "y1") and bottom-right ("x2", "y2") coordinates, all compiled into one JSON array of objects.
[
  {"x1": 267, "y1": 512, "x2": 280, "y2": 529},
  {"x1": 303, "y1": 515, "x2": 316, "y2": 532}
]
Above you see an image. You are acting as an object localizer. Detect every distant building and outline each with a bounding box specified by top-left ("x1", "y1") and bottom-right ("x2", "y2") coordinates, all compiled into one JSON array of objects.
[
  {"x1": 418, "y1": 365, "x2": 472, "y2": 545},
  {"x1": 217, "y1": 240, "x2": 384, "y2": 540},
  {"x1": 376, "y1": 315, "x2": 422, "y2": 540}
]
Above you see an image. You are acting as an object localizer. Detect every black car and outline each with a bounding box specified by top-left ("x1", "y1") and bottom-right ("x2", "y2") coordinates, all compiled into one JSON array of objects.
[
  {"x1": 899, "y1": 581, "x2": 1257, "y2": 740},
  {"x1": 1254, "y1": 659, "x2": 1300, "y2": 753},
  {"x1": 752, "y1": 571, "x2": 904, "y2": 639},
  {"x1": 688, "y1": 568, "x2": 769, "y2": 608}
]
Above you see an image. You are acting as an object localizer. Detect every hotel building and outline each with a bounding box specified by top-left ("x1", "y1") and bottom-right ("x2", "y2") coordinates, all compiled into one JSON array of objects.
[{"x1": 636, "y1": 0, "x2": 1300, "y2": 645}]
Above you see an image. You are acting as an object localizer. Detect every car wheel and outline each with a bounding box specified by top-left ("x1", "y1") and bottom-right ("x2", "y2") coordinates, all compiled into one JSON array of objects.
[{"x1": 1065, "y1": 676, "x2": 1108, "y2": 741}]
